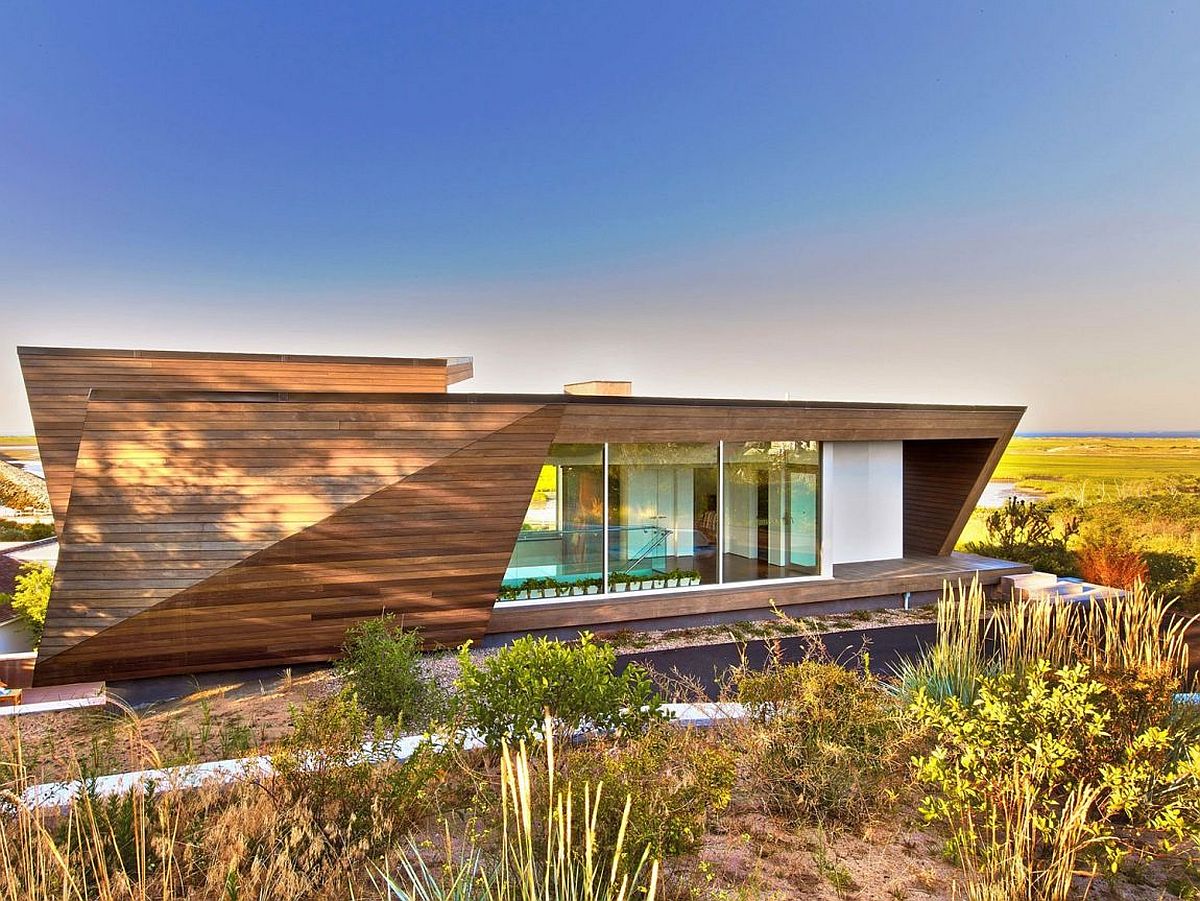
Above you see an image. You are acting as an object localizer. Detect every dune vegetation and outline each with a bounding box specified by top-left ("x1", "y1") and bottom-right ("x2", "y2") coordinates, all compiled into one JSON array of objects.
[
  {"x1": 961, "y1": 437, "x2": 1200, "y2": 608},
  {"x1": 2, "y1": 587, "x2": 1200, "y2": 901}
]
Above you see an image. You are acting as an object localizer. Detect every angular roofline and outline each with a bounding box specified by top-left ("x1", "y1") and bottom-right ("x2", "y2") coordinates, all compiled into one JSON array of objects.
[
  {"x1": 84, "y1": 388, "x2": 1026, "y2": 414},
  {"x1": 17, "y1": 345, "x2": 473, "y2": 368}
]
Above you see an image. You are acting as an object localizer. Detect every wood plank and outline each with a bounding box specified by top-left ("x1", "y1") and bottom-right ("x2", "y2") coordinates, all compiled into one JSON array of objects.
[{"x1": 17, "y1": 346, "x2": 473, "y2": 534}]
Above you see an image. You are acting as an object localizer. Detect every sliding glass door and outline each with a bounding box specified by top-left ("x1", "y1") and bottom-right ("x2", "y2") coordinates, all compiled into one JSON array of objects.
[
  {"x1": 722, "y1": 441, "x2": 820, "y2": 583},
  {"x1": 607, "y1": 443, "x2": 719, "y2": 588},
  {"x1": 500, "y1": 438, "x2": 819, "y2": 601}
]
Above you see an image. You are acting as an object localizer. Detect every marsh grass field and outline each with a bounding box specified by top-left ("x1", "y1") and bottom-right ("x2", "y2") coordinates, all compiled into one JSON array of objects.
[
  {"x1": 0, "y1": 436, "x2": 38, "y2": 464},
  {"x1": 959, "y1": 436, "x2": 1200, "y2": 604},
  {"x1": 992, "y1": 436, "x2": 1200, "y2": 494}
]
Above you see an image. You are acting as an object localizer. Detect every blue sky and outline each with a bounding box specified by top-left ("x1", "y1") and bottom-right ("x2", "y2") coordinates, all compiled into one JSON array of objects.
[{"x1": 2, "y1": 2, "x2": 1198, "y2": 431}]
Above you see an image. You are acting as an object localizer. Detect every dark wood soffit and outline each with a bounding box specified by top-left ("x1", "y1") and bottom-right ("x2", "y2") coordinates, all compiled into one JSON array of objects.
[{"x1": 936, "y1": 424, "x2": 1020, "y2": 555}]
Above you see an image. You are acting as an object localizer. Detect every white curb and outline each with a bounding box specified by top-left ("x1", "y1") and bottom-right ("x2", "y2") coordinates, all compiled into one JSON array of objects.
[{"x1": 18, "y1": 702, "x2": 749, "y2": 811}]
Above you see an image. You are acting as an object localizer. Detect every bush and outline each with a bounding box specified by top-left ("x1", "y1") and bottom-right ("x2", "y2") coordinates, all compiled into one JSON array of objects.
[
  {"x1": 0, "y1": 519, "x2": 54, "y2": 542},
  {"x1": 336, "y1": 615, "x2": 438, "y2": 725},
  {"x1": 1077, "y1": 536, "x2": 1148, "y2": 588},
  {"x1": 1144, "y1": 551, "x2": 1198, "y2": 598},
  {"x1": 964, "y1": 497, "x2": 1081, "y2": 576},
  {"x1": 911, "y1": 661, "x2": 1200, "y2": 900},
  {"x1": 454, "y1": 633, "x2": 668, "y2": 750},
  {"x1": 736, "y1": 658, "x2": 905, "y2": 827},
  {"x1": 568, "y1": 723, "x2": 736, "y2": 857},
  {"x1": 273, "y1": 689, "x2": 451, "y2": 850},
  {"x1": 9, "y1": 562, "x2": 52, "y2": 642}
]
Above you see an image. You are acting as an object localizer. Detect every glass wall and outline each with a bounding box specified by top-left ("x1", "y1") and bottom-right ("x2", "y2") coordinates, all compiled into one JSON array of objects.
[
  {"x1": 501, "y1": 444, "x2": 604, "y2": 595},
  {"x1": 722, "y1": 441, "x2": 820, "y2": 582},
  {"x1": 607, "y1": 443, "x2": 719, "y2": 589},
  {"x1": 498, "y1": 439, "x2": 821, "y2": 602}
]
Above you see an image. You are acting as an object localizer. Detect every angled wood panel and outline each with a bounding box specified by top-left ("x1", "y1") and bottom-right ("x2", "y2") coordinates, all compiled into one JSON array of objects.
[
  {"x1": 17, "y1": 347, "x2": 473, "y2": 534},
  {"x1": 903, "y1": 437, "x2": 1010, "y2": 555},
  {"x1": 34, "y1": 400, "x2": 556, "y2": 684}
]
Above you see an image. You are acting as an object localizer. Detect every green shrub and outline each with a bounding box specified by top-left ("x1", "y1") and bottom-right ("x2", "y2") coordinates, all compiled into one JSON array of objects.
[
  {"x1": 568, "y1": 723, "x2": 736, "y2": 857},
  {"x1": 454, "y1": 633, "x2": 668, "y2": 749},
  {"x1": 336, "y1": 615, "x2": 438, "y2": 725},
  {"x1": 0, "y1": 519, "x2": 54, "y2": 542},
  {"x1": 964, "y1": 497, "x2": 1081, "y2": 576},
  {"x1": 911, "y1": 661, "x2": 1200, "y2": 899},
  {"x1": 1144, "y1": 551, "x2": 1198, "y2": 598},
  {"x1": 736, "y1": 658, "x2": 905, "y2": 826},
  {"x1": 9, "y1": 562, "x2": 52, "y2": 642}
]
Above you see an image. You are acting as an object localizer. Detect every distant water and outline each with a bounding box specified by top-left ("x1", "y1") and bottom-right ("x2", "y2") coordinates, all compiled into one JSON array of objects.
[
  {"x1": 1018, "y1": 431, "x2": 1200, "y2": 438},
  {"x1": 978, "y1": 480, "x2": 1043, "y2": 507}
]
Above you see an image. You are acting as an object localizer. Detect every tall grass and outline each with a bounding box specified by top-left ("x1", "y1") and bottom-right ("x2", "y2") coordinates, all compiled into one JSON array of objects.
[
  {"x1": 891, "y1": 579, "x2": 992, "y2": 705},
  {"x1": 0, "y1": 696, "x2": 450, "y2": 899},
  {"x1": 953, "y1": 774, "x2": 1103, "y2": 901},
  {"x1": 894, "y1": 577, "x2": 1194, "y2": 705},
  {"x1": 379, "y1": 721, "x2": 659, "y2": 901},
  {"x1": 995, "y1": 580, "x2": 1192, "y2": 677}
]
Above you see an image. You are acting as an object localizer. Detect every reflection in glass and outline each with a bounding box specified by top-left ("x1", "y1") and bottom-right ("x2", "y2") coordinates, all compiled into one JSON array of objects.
[
  {"x1": 501, "y1": 444, "x2": 604, "y2": 595},
  {"x1": 607, "y1": 443, "x2": 719, "y2": 589},
  {"x1": 722, "y1": 441, "x2": 820, "y2": 583}
]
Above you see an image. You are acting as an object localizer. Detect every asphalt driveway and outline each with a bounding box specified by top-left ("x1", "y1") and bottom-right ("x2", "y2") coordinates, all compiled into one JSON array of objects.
[{"x1": 616, "y1": 621, "x2": 938, "y2": 699}]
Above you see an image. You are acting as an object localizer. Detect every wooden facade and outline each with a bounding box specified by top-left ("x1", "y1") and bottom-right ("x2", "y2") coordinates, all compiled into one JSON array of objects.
[
  {"x1": 17, "y1": 346, "x2": 473, "y2": 535},
  {"x1": 19, "y1": 348, "x2": 1023, "y2": 685}
]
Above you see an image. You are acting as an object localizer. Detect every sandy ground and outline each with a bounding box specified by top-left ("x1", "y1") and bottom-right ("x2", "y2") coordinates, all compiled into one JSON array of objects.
[{"x1": 675, "y1": 807, "x2": 1194, "y2": 901}]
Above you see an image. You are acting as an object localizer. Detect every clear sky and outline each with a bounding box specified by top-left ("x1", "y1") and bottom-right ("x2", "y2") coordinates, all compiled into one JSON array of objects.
[{"x1": 2, "y1": 2, "x2": 1198, "y2": 433}]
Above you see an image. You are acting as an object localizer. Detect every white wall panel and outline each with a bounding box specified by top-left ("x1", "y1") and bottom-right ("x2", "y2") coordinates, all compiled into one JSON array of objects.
[{"x1": 825, "y1": 441, "x2": 904, "y2": 564}]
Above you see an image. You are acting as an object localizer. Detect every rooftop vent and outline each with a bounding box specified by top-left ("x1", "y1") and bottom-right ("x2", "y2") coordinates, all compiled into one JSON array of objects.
[{"x1": 563, "y1": 380, "x2": 632, "y2": 396}]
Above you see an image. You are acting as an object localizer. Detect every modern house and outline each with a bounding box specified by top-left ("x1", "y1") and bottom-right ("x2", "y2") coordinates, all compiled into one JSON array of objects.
[{"x1": 18, "y1": 346, "x2": 1029, "y2": 685}]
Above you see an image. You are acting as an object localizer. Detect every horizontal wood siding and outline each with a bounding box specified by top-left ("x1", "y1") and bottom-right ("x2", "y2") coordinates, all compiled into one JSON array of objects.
[
  {"x1": 903, "y1": 438, "x2": 1005, "y2": 555},
  {"x1": 17, "y1": 347, "x2": 471, "y2": 535},
  {"x1": 29, "y1": 383, "x2": 1022, "y2": 685},
  {"x1": 34, "y1": 399, "x2": 553, "y2": 684}
]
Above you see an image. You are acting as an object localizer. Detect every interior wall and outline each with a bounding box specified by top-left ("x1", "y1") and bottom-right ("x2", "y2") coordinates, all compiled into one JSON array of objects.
[{"x1": 826, "y1": 441, "x2": 904, "y2": 564}]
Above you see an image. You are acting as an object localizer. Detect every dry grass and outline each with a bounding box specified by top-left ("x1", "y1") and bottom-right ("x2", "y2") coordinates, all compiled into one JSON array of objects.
[
  {"x1": 0, "y1": 695, "x2": 467, "y2": 900},
  {"x1": 995, "y1": 580, "x2": 1192, "y2": 677}
]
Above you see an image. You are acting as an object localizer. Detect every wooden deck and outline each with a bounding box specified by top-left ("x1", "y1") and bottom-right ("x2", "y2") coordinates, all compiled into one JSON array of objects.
[
  {"x1": 487, "y1": 552, "x2": 1032, "y2": 634},
  {"x1": 832, "y1": 551, "x2": 1029, "y2": 584}
]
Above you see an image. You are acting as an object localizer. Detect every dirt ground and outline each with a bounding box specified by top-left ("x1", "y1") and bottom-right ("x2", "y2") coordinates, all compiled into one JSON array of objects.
[
  {"x1": 2, "y1": 665, "x2": 343, "y2": 783},
  {"x1": 672, "y1": 804, "x2": 1194, "y2": 901}
]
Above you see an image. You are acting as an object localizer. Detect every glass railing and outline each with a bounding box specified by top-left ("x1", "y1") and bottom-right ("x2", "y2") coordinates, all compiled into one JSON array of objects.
[
  {"x1": 608, "y1": 524, "x2": 671, "y2": 576},
  {"x1": 499, "y1": 524, "x2": 677, "y2": 599},
  {"x1": 503, "y1": 526, "x2": 605, "y2": 587}
]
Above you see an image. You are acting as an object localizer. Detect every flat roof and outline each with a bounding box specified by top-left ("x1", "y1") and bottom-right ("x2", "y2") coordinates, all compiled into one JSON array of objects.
[
  {"x1": 17, "y1": 345, "x2": 473, "y2": 368},
  {"x1": 84, "y1": 388, "x2": 1025, "y2": 414}
]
